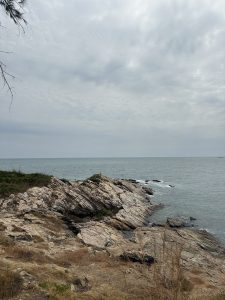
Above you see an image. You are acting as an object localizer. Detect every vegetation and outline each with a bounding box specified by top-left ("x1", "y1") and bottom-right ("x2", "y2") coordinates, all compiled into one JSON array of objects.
[
  {"x1": 60, "y1": 178, "x2": 72, "y2": 185},
  {"x1": 55, "y1": 248, "x2": 110, "y2": 268},
  {"x1": 0, "y1": 269, "x2": 23, "y2": 299},
  {"x1": 39, "y1": 281, "x2": 71, "y2": 296},
  {"x1": 0, "y1": 233, "x2": 14, "y2": 247},
  {"x1": 87, "y1": 173, "x2": 103, "y2": 184},
  {"x1": 0, "y1": 0, "x2": 27, "y2": 98},
  {"x1": 0, "y1": 170, "x2": 52, "y2": 197}
]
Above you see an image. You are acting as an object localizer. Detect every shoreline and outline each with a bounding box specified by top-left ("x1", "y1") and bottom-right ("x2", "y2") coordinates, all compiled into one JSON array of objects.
[{"x1": 0, "y1": 172, "x2": 225, "y2": 299}]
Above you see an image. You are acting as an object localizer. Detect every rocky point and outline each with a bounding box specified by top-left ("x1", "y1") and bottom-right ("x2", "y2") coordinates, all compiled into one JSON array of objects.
[{"x1": 0, "y1": 174, "x2": 225, "y2": 300}]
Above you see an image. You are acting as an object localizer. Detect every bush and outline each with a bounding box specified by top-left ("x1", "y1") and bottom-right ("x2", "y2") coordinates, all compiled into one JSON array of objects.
[
  {"x1": 39, "y1": 281, "x2": 70, "y2": 296},
  {"x1": 0, "y1": 170, "x2": 52, "y2": 197},
  {"x1": 87, "y1": 174, "x2": 102, "y2": 184}
]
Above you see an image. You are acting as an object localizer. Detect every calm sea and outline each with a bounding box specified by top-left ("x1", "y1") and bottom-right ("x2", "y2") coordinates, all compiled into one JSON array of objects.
[{"x1": 0, "y1": 157, "x2": 225, "y2": 243}]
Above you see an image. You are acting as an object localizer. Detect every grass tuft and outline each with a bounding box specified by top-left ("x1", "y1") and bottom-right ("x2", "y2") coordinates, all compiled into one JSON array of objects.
[
  {"x1": 56, "y1": 248, "x2": 110, "y2": 267},
  {"x1": 6, "y1": 245, "x2": 51, "y2": 264},
  {"x1": 39, "y1": 281, "x2": 70, "y2": 297},
  {"x1": 0, "y1": 269, "x2": 23, "y2": 299}
]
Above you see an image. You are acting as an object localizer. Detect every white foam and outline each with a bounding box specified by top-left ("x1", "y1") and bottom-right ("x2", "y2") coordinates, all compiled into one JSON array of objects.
[
  {"x1": 136, "y1": 179, "x2": 146, "y2": 184},
  {"x1": 148, "y1": 181, "x2": 172, "y2": 188},
  {"x1": 136, "y1": 179, "x2": 174, "y2": 188}
]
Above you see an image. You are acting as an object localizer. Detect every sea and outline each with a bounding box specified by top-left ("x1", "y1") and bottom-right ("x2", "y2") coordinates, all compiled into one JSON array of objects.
[{"x1": 0, "y1": 157, "x2": 225, "y2": 243}]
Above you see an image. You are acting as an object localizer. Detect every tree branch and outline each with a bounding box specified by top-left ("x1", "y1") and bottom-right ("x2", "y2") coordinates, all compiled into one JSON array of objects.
[
  {"x1": 0, "y1": 60, "x2": 15, "y2": 108},
  {"x1": 0, "y1": 0, "x2": 27, "y2": 102}
]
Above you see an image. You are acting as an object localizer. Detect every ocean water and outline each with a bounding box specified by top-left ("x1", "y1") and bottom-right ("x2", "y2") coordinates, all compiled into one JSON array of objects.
[{"x1": 0, "y1": 157, "x2": 225, "y2": 243}]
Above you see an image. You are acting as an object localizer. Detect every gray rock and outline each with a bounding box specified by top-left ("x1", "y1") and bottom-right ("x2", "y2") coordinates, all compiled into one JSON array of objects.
[
  {"x1": 71, "y1": 277, "x2": 91, "y2": 292},
  {"x1": 0, "y1": 175, "x2": 158, "y2": 231},
  {"x1": 167, "y1": 217, "x2": 194, "y2": 228},
  {"x1": 120, "y1": 251, "x2": 155, "y2": 265}
]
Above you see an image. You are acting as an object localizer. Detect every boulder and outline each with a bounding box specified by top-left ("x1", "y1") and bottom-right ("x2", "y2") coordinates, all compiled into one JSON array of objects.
[
  {"x1": 120, "y1": 251, "x2": 155, "y2": 265},
  {"x1": 152, "y1": 179, "x2": 161, "y2": 183},
  {"x1": 0, "y1": 175, "x2": 157, "y2": 231},
  {"x1": 167, "y1": 217, "x2": 194, "y2": 228}
]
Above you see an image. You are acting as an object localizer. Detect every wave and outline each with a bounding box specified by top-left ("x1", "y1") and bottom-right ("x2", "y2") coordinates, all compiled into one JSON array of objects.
[{"x1": 136, "y1": 179, "x2": 174, "y2": 188}]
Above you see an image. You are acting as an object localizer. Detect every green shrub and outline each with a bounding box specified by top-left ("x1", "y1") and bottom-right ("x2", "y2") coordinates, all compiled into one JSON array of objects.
[
  {"x1": 0, "y1": 170, "x2": 52, "y2": 197},
  {"x1": 87, "y1": 174, "x2": 102, "y2": 184},
  {"x1": 39, "y1": 281, "x2": 70, "y2": 295}
]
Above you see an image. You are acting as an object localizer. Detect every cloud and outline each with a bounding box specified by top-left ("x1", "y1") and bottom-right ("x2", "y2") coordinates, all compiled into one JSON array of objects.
[{"x1": 0, "y1": 0, "x2": 225, "y2": 157}]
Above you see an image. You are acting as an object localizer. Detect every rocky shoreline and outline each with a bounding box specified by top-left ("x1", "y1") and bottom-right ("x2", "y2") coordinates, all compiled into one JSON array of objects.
[{"x1": 0, "y1": 174, "x2": 225, "y2": 299}]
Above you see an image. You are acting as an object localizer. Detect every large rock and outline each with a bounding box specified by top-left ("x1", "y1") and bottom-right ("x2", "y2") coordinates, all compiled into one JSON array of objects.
[
  {"x1": 166, "y1": 217, "x2": 194, "y2": 228},
  {"x1": 0, "y1": 174, "x2": 225, "y2": 299},
  {"x1": 0, "y1": 174, "x2": 158, "y2": 231}
]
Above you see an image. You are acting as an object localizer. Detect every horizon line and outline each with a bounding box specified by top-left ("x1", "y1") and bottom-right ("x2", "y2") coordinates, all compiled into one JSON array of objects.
[{"x1": 0, "y1": 156, "x2": 224, "y2": 160}]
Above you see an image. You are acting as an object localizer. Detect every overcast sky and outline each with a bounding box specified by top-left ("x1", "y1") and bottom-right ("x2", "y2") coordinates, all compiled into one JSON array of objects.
[{"x1": 0, "y1": 0, "x2": 225, "y2": 158}]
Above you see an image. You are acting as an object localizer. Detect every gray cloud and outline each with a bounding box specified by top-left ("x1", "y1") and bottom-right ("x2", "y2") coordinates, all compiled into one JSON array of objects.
[{"x1": 0, "y1": 0, "x2": 225, "y2": 157}]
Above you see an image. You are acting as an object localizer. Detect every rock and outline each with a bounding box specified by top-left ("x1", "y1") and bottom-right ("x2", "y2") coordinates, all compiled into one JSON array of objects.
[
  {"x1": 77, "y1": 222, "x2": 124, "y2": 249},
  {"x1": 120, "y1": 251, "x2": 155, "y2": 265},
  {"x1": 167, "y1": 217, "x2": 194, "y2": 228},
  {"x1": 142, "y1": 186, "x2": 154, "y2": 195},
  {"x1": 168, "y1": 184, "x2": 175, "y2": 188},
  {"x1": 71, "y1": 277, "x2": 91, "y2": 292},
  {"x1": 11, "y1": 234, "x2": 33, "y2": 242},
  {"x1": 1, "y1": 173, "x2": 225, "y2": 299},
  {"x1": 152, "y1": 179, "x2": 161, "y2": 183},
  {"x1": 149, "y1": 222, "x2": 165, "y2": 227},
  {"x1": 190, "y1": 216, "x2": 197, "y2": 221},
  {"x1": 128, "y1": 179, "x2": 138, "y2": 184},
  {"x1": 0, "y1": 175, "x2": 157, "y2": 231}
]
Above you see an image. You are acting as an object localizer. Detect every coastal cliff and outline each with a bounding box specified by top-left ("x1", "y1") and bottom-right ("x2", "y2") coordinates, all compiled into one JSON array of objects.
[{"x1": 0, "y1": 173, "x2": 225, "y2": 299}]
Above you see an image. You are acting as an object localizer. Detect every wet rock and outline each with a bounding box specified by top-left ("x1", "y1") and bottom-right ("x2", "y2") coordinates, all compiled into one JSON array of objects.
[
  {"x1": 167, "y1": 217, "x2": 194, "y2": 228},
  {"x1": 149, "y1": 222, "x2": 165, "y2": 227},
  {"x1": 142, "y1": 186, "x2": 154, "y2": 195},
  {"x1": 169, "y1": 184, "x2": 175, "y2": 188},
  {"x1": 128, "y1": 179, "x2": 138, "y2": 184},
  {"x1": 152, "y1": 179, "x2": 161, "y2": 183}
]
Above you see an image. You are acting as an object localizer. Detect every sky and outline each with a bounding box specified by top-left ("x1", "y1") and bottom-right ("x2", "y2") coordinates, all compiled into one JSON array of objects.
[{"x1": 0, "y1": 0, "x2": 225, "y2": 158}]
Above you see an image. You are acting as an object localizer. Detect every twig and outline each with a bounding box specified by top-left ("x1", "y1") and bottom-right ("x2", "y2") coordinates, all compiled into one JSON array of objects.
[{"x1": 0, "y1": 60, "x2": 15, "y2": 108}]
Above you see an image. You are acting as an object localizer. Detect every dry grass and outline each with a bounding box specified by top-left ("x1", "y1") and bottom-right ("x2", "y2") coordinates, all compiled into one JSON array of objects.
[
  {"x1": 0, "y1": 268, "x2": 23, "y2": 299},
  {"x1": 149, "y1": 235, "x2": 193, "y2": 300},
  {"x1": 0, "y1": 234, "x2": 15, "y2": 247},
  {"x1": 6, "y1": 245, "x2": 52, "y2": 264},
  {"x1": 0, "y1": 222, "x2": 6, "y2": 231},
  {"x1": 0, "y1": 225, "x2": 223, "y2": 300},
  {"x1": 55, "y1": 248, "x2": 110, "y2": 267},
  {"x1": 128, "y1": 228, "x2": 194, "y2": 300},
  {"x1": 31, "y1": 211, "x2": 66, "y2": 233},
  {"x1": 210, "y1": 294, "x2": 225, "y2": 300}
]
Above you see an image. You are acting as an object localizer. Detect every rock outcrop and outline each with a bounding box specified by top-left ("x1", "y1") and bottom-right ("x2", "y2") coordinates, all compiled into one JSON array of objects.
[
  {"x1": 0, "y1": 174, "x2": 225, "y2": 300},
  {"x1": 0, "y1": 174, "x2": 156, "y2": 231}
]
